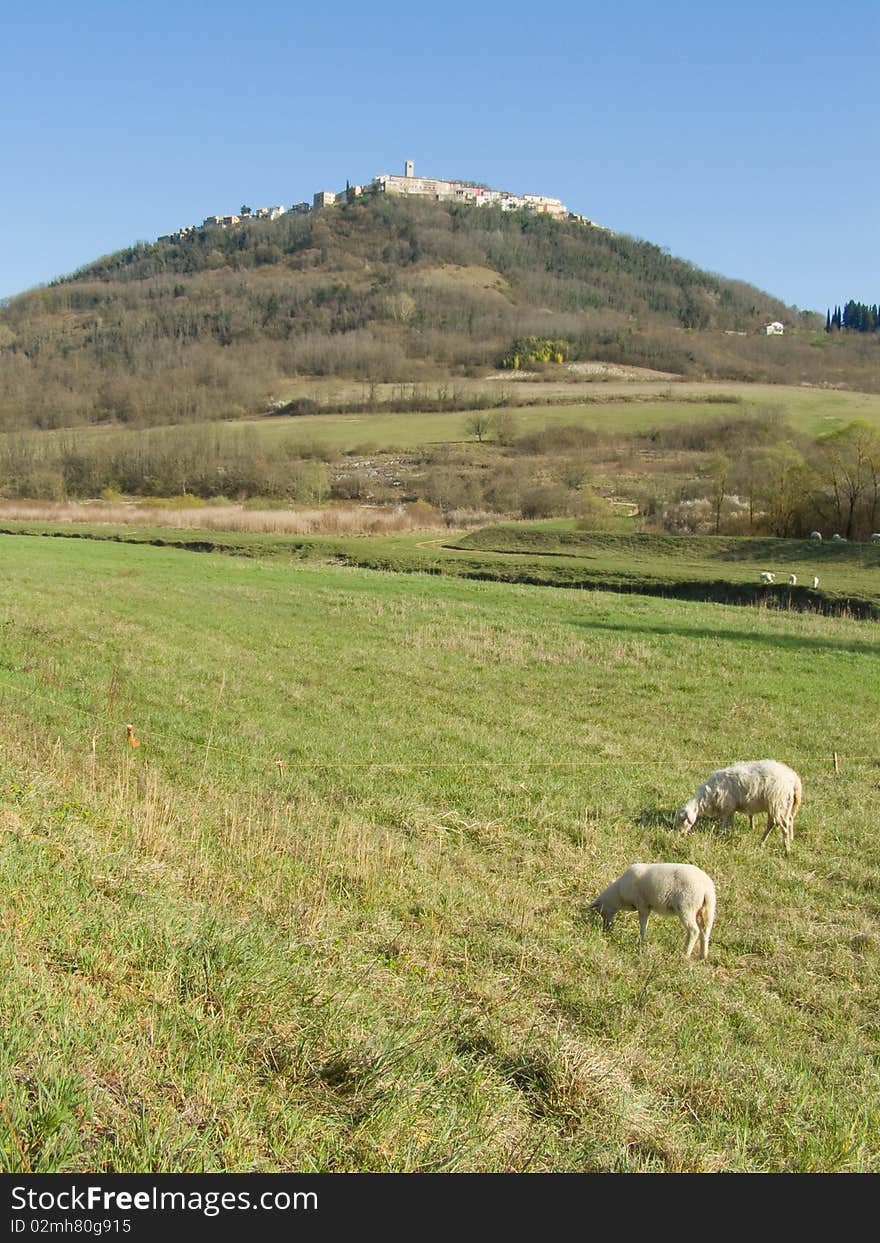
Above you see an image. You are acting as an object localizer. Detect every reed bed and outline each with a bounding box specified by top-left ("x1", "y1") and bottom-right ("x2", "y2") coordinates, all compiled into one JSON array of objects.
[{"x1": 0, "y1": 499, "x2": 448, "y2": 536}]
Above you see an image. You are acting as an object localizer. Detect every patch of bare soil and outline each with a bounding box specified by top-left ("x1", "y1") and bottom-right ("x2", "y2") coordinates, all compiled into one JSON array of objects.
[{"x1": 485, "y1": 361, "x2": 682, "y2": 383}]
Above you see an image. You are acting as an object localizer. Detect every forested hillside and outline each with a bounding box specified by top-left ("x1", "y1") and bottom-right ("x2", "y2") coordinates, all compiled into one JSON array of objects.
[{"x1": 0, "y1": 194, "x2": 875, "y2": 433}]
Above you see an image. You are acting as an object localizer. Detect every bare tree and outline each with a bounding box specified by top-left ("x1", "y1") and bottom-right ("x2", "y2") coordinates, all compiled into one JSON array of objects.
[
  {"x1": 808, "y1": 422, "x2": 880, "y2": 539},
  {"x1": 465, "y1": 413, "x2": 492, "y2": 443}
]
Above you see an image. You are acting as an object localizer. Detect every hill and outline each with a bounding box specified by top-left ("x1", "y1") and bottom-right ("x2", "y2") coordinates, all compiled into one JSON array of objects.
[{"x1": 2, "y1": 193, "x2": 877, "y2": 434}]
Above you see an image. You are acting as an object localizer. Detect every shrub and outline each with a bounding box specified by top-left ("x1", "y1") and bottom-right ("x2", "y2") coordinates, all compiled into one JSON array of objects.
[
  {"x1": 416, "y1": 467, "x2": 482, "y2": 512},
  {"x1": 405, "y1": 499, "x2": 440, "y2": 525},
  {"x1": 491, "y1": 411, "x2": 520, "y2": 445},
  {"x1": 513, "y1": 423, "x2": 601, "y2": 455},
  {"x1": 276, "y1": 397, "x2": 320, "y2": 416},
  {"x1": 482, "y1": 464, "x2": 530, "y2": 513},
  {"x1": 520, "y1": 484, "x2": 571, "y2": 519},
  {"x1": 6, "y1": 468, "x2": 67, "y2": 501},
  {"x1": 500, "y1": 336, "x2": 571, "y2": 369},
  {"x1": 573, "y1": 491, "x2": 617, "y2": 528},
  {"x1": 288, "y1": 460, "x2": 330, "y2": 503},
  {"x1": 331, "y1": 474, "x2": 366, "y2": 500}
]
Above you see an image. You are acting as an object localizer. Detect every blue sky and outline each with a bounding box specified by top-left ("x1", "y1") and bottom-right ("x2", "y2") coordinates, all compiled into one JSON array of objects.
[{"x1": 2, "y1": 1, "x2": 877, "y2": 312}]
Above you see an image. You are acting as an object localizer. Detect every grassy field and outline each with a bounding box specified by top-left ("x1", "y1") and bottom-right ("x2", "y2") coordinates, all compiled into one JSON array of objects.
[
  {"x1": 269, "y1": 377, "x2": 880, "y2": 438},
  {"x1": 14, "y1": 380, "x2": 880, "y2": 459},
  {"x1": 175, "y1": 383, "x2": 880, "y2": 450},
  {"x1": 2, "y1": 519, "x2": 879, "y2": 613},
  {"x1": 0, "y1": 532, "x2": 878, "y2": 1172},
  {"x1": 450, "y1": 524, "x2": 880, "y2": 609}
]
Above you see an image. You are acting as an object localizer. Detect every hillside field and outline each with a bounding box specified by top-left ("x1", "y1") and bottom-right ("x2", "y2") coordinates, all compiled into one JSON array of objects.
[
  {"x1": 19, "y1": 381, "x2": 880, "y2": 455},
  {"x1": 0, "y1": 533, "x2": 878, "y2": 1172},
  {"x1": 258, "y1": 380, "x2": 880, "y2": 444}
]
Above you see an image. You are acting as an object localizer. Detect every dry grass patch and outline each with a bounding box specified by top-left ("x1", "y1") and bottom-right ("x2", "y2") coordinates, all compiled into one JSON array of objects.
[{"x1": 0, "y1": 499, "x2": 447, "y2": 536}]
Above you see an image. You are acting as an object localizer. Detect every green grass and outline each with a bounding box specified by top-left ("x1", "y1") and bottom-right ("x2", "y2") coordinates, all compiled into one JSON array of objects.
[
  {"x1": 0, "y1": 533, "x2": 878, "y2": 1172},
  {"x1": 196, "y1": 384, "x2": 880, "y2": 448},
  {"x1": 2, "y1": 519, "x2": 879, "y2": 614},
  {"x1": 451, "y1": 523, "x2": 880, "y2": 607},
  {"x1": 15, "y1": 381, "x2": 880, "y2": 459}
]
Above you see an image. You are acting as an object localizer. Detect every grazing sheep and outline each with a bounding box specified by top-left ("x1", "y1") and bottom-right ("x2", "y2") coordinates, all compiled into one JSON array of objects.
[
  {"x1": 832, "y1": 533, "x2": 846, "y2": 542},
  {"x1": 812, "y1": 575, "x2": 820, "y2": 589},
  {"x1": 589, "y1": 863, "x2": 716, "y2": 959},
  {"x1": 788, "y1": 574, "x2": 797, "y2": 585},
  {"x1": 872, "y1": 534, "x2": 880, "y2": 544},
  {"x1": 675, "y1": 759, "x2": 803, "y2": 855},
  {"x1": 809, "y1": 531, "x2": 822, "y2": 541},
  {"x1": 759, "y1": 571, "x2": 776, "y2": 583}
]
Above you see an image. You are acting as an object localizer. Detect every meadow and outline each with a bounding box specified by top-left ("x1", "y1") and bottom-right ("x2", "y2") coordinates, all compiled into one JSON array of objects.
[
  {"x1": 260, "y1": 378, "x2": 880, "y2": 445},
  {"x1": 1, "y1": 518, "x2": 877, "y2": 614},
  {"x1": 25, "y1": 379, "x2": 880, "y2": 457},
  {"x1": 0, "y1": 532, "x2": 878, "y2": 1172}
]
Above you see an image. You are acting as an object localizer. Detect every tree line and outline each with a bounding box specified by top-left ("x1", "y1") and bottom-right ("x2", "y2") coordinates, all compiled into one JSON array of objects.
[
  {"x1": 1, "y1": 409, "x2": 877, "y2": 543},
  {"x1": 826, "y1": 301, "x2": 880, "y2": 333}
]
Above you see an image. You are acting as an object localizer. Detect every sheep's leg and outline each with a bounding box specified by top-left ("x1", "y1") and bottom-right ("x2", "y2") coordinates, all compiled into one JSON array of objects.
[
  {"x1": 759, "y1": 816, "x2": 774, "y2": 846},
  {"x1": 683, "y1": 920, "x2": 700, "y2": 958},
  {"x1": 697, "y1": 912, "x2": 711, "y2": 960},
  {"x1": 718, "y1": 815, "x2": 733, "y2": 835},
  {"x1": 638, "y1": 909, "x2": 650, "y2": 944},
  {"x1": 783, "y1": 822, "x2": 793, "y2": 856}
]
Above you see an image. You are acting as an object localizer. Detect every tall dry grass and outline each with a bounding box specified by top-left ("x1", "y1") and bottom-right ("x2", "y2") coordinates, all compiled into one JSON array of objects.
[{"x1": 0, "y1": 499, "x2": 448, "y2": 536}]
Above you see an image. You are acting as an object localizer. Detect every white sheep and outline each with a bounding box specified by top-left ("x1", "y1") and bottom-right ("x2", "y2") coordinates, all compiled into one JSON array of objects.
[
  {"x1": 809, "y1": 531, "x2": 822, "y2": 541},
  {"x1": 589, "y1": 863, "x2": 716, "y2": 959},
  {"x1": 872, "y1": 534, "x2": 880, "y2": 544},
  {"x1": 788, "y1": 573, "x2": 797, "y2": 585},
  {"x1": 812, "y1": 575, "x2": 819, "y2": 589},
  {"x1": 759, "y1": 572, "x2": 775, "y2": 583},
  {"x1": 674, "y1": 759, "x2": 803, "y2": 855},
  {"x1": 832, "y1": 533, "x2": 846, "y2": 542}
]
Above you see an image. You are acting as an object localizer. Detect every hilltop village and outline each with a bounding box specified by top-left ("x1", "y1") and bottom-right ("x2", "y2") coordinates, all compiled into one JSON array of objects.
[{"x1": 158, "y1": 159, "x2": 609, "y2": 243}]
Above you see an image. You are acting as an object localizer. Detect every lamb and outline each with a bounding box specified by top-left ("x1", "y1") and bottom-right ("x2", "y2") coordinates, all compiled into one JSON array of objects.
[
  {"x1": 589, "y1": 863, "x2": 716, "y2": 959},
  {"x1": 759, "y1": 572, "x2": 775, "y2": 583},
  {"x1": 788, "y1": 574, "x2": 797, "y2": 585},
  {"x1": 674, "y1": 759, "x2": 803, "y2": 855}
]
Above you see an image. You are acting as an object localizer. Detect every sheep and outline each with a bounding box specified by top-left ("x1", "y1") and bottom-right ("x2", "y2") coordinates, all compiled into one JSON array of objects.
[
  {"x1": 788, "y1": 573, "x2": 797, "y2": 585},
  {"x1": 759, "y1": 571, "x2": 776, "y2": 583},
  {"x1": 832, "y1": 533, "x2": 846, "y2": 542},
  {"x1": 588, "y1": 862, "x2": 716, "y2": 959},
  {"x1": 809, "y1": 531, "x2": 822, "y2": 541},
  {"x1": 812, "y1": 575, "x2": 819, "y2": 589},
  {"x1": 674, "y1": 759, "x2": 803, "y2": 855},
  {"x1": 872, "y1": 534, "x2": 880, "y2": 544}
]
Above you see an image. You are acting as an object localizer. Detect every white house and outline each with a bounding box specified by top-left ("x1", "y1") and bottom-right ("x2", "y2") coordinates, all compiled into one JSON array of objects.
[
  {"x1": 765, "y1": 321, "x2": 784, "y2": 335},
  {"x1": 253, "y1": 204, "x2": 286, "y2": 220}
]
